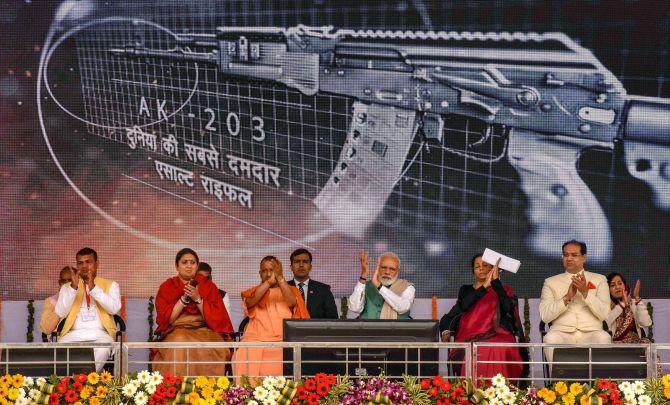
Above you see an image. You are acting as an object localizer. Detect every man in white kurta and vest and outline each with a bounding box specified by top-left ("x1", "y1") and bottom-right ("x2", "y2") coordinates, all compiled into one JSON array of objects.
[
  {"x1": 540, "y1": 240, "x2": 611, "y2": 363},
  {"x1": 55, "y1": 247, "x2": 122, "y2": 372},
  {"x1": 348, "y1": 250, "x2": 415, "y2": 319}
]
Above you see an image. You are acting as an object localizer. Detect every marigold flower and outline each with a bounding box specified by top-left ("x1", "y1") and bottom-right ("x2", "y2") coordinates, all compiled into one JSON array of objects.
[
  {"x1": 664, "y1": 384, "x2": 670, "y2": 399},
  {"x1": 554, "y1": 381, "x2": 568, "y2": 395},
  {"x1": 7, "y1": 388, "x2": 19, "y2": 401},
  {"x1": 216, "y1": 377, "x2": 230, "y2": 390},
  {"x1": 100, "y1": 372, "x2": 112, "y2": 382},
  {"x1": 96, "y1": 386, "x2": 107, "y2": 397},
  {"x1": 570, "y1": 382, "x2": 583, "y2": 395},
  {"x1": 11, "y1": 375, "x2": 23, "y2": 388},
  {"x1": 89, "y1": 398, "x2": 100, "y2": 405},
  {"x1": 86, "y1": 372, "x2": 100, "y2": 385},
  {"x1": 544, "y1": 390, "x2": 556, "y2": 404}
]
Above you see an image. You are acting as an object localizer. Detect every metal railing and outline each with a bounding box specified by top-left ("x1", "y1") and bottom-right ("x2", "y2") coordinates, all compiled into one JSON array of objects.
[{"x1": 0, "y1": 341, "x2": 667, "y2": 384}]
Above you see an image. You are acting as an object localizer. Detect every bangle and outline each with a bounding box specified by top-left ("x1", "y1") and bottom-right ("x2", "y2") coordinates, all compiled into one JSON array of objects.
[
  {"x1": 194, "y1": 297, "x2": 203, "y2": 304},
  {"x1": 359, "y1": 277, "x2": 367, "y2": 282},
  {"x1": 180, "y1": 296, "x2": 188, "y2": 305}
]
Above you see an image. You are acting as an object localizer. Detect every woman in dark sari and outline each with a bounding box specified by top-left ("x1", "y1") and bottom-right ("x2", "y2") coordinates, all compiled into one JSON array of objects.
[
  {"x1": 439, "y1": 254, "x2": 527, "y2": 381},
  {"x1": 606, "y1": 272, "x2": 652, "y2": 343}
]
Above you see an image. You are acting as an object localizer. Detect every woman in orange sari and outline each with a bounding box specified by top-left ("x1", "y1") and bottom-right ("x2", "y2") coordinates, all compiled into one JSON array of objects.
[
  {"x1": 232, "y1": 256, "x2": 309, "y2": 383},
  {"x1": 440, "y1": 254, "x2": 527, "y2": 381},
  {"x1": 153, "y1": 248, "x2": 234, "y2": 376}
]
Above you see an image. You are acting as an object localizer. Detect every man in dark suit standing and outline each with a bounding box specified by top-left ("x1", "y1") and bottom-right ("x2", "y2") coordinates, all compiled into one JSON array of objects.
[{"x1": 287, "y1": 248, "x2": 339, "y2": 319}]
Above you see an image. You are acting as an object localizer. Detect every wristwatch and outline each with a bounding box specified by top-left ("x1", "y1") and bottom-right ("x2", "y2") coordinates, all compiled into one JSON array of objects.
[{"x1": 194, "y1": 297, "x2": 203, "y2": 304}]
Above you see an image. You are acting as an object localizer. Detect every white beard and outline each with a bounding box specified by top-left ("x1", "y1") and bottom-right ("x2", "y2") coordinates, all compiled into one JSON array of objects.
[{"x1": 380, "y1": 275, "x2": 397, "y2": 287}]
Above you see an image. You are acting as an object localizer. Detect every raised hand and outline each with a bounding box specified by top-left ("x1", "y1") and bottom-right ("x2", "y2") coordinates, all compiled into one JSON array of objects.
[
  {"x1": 359, "y1": 249, "x2": 370, "y2": 280},
  {"x1": 571, "y1": 273, "x2": 589, "y2": 296},
  {"x1": 371, "y1": 259, "x2": 381, "y2": 288},
  {"x1": 272, "y1": 258, "x2": 284, "y2": 282},
  {"x1": 491, "y1": 258, "x2": 501, "y2": 281},
  {"x1": 621, "y1": 287, "x2": 631, "y2": 306},
  {"x1": 633, "y1": 280, "x2": 641, "y2": 302},
  {"x1": 267, "y1": 269, "x2": 278, "y2": 287},
  {"x1": 70, "y1": 268, "x2": 80, "y2": 290}
]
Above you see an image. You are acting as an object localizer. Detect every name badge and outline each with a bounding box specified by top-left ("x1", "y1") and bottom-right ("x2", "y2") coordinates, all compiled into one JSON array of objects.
[{"x1": 81, "y1": 308, "x2": 97, "y2": 322}]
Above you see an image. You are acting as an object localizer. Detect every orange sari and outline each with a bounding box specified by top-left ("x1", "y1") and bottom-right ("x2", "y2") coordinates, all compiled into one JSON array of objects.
[{"x1": 232, "y1": 285, "x2": 309, "y2": 383}]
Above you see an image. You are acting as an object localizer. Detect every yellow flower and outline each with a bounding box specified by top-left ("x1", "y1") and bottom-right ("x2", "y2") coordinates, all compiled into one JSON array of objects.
[
  {"x1": 89, "y1": 397, "x2": 100, "y2": 405},
  {"x1": 216, "y1": 377, "x2": 230, "y2": 390},
  {"x1": 6, "y1": 388, "x2": 19, "y2": 401},
  {"x1": 87, "y1": 372, "x2": 100, "y2": 385},
  {"x1": 188, "y1": 391, "x2": 201, "y2": 403},
  {"x1": 663, "y1": 374, "x2": 670, "y2": 387},
  {"x1": 80, "y1": 386, "x2": 92, "y2": 400},
  {"x1": 214, "y1": 388, "x2": 224, "y2": 399},
  {"x1": 11, "y1": 375, "x2": 23, "y2": 388},
  {"x1": 554, "y1": 381, "x2": 568, "y2": 395},
  {"x1": 580, "y1": 395, "x2": 592, "y2": 405},
  {"x1": 0, "y1": 386, "x2": 8, "y2": 398},
  {"x1": 96, "y1": 386, "x2": 107, "y2": 397},
  {"x1": 562, "y1": 393, "x2": 576, "y2": 405},
  {"x1": 544, "y1": 390, "x2": 557, "y2": 404},
  {"x1": 664, "y1": 384, "x2": 670, "y2": 399},
  {"x1": 537, "y1": 387, "x2": 549, "y2": 399},
  {"x1": 569, "y1": 382, "x2": 583, "y2": 395},
  {"x1": 100, "y1": 371, "x2": 112, "y2": 382},
  {"x1": 195, "y1": 376, "x2": 209, "y2": 388},
  {"x1": 74, "y1": 402, "x2": 83, "y2": 405},
  {"x1": 0, "y1": 376, "x2": 11, "y2": 386},
  {"x1": 201, "y1": 386, "x2": 214, "y2": 399}
]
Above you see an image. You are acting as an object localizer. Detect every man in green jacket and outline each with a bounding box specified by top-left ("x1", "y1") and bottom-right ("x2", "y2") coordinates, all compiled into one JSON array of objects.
[{"x1": 348, "y1": 250, "x2": 415, "y2": 319}]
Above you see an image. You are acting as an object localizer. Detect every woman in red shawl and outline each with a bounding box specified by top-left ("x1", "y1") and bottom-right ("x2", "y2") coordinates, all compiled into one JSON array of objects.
[
  {"x1": 153, "y1": 248, "x2": 234, "y2": 376},
  {"x1": 439, "y1": 254, "x2": 527, "y2": 382}
]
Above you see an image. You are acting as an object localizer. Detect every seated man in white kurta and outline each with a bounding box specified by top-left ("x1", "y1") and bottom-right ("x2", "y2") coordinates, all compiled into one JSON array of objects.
[
  {"x1": 540, "y1": 240, "x2": 611, "y2": 364},
  {"x1": 55, "y1": 247, "x2": 121, "y2": 372}
]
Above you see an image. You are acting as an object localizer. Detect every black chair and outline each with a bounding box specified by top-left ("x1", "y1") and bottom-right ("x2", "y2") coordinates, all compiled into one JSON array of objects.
[
  {"x1": 52, "y1": 314, "x2": 126, "y2": 373},
  {"x1": 235, "y1": 316, "x2": 250, "y2": 341}
]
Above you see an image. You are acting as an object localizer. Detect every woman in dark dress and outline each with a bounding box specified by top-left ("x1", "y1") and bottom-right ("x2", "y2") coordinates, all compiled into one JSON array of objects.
[{"x1": 439, "y1": 254, "x2": 527, "y2": 381}]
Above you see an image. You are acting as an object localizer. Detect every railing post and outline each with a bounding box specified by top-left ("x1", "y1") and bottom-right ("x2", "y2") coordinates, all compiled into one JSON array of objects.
[
  {"x1": 293, "y1": 344, "x2": 301, "y2": 381},
  {"x1": 647, "y1": 343, "x2": 657, "y2": 380}
]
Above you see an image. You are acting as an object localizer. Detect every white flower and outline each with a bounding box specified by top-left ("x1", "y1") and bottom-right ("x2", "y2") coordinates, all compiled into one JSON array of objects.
[
  {"x1": 623, "y1": 399, "x2": 636, "y2": 405},
  {"x1": 22, "y1": 377, "x2": 34, "y2": 387},
  {"x1": 483, "y1": 387, "x2": 496, "y2": 399},
  {"x1": 36, "y1": 377, "x2": 46, "y2": 386},
  {"x1": 150, "y1": 371, "x2": 164, "y2": 385},
  {"x1": 262, "y1": 376, "x2": 276, "y2": 390},
  {"x1": 491, "y1": 373, "x2": 506, "y2": 387},
  {"x1": 489, "y1": 398, "x2": 502, "y2": 405},
  {"x1": 269, "y1": 390, "x2": 281, "y2": 400},
  {"x1": 131, "y1": 379, "x2": 142, "y2": 389},
  {"x1": 632, "y1": 380, "x2": 645, "y2": 395},
  {"x1": 122, "y1": 383, "x2": 138, "y2": 397},
  {"x1": 638, "y1": 394, "x2": 651, "y2": 405},
  {"x1": 619, "y1": 381, "x2": 632, "y2": 393},
  {"x1": 623, "y1": 391, "x2": 636, "y2": 402},
  {"x1": 495, "y1": 384, "x2": 510, "y2": 397},
  {"x1": 274, "y1": 376, "x2": 286, "y2": 389},
  {"x1": 145, "y1": 383, "x2": 157, "y2": 395},
  {"x1": 262, "y1": 400, "x2": 276, "y2": 405},
  {"x1": 137, "y1": 370, "x2": 151, "y2": 384},
  {"x1": 501, "y1": 391, "x2": 516, "y2": 404},
  {"x1": 254, "y1": 386, "x2": 268, "y2": 401},
  {"x1": 17, "y1": 388, "x2": 26, "y2": 399},
  {"x1": 134, "y1": 391, "x2": 149, "y2": 405},
  {"x1": 14, "y1": 398, "x2": 30, "y2": 405},
  {"x1": 248, "y1": 401, "x2": 259, "y2": 405},
  {"x1": 29, "y1": 389, "x2": 40, "y2": 400}
]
